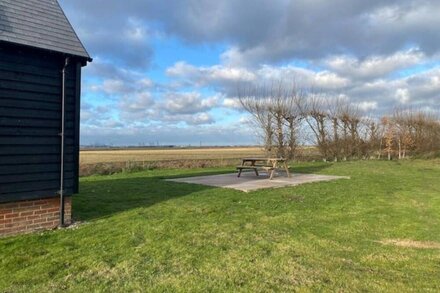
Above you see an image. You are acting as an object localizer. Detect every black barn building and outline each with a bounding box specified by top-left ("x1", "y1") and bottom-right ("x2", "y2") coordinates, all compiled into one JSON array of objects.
[{"x1": 0, "y1": 0, "x2": 91, "y2": 236}]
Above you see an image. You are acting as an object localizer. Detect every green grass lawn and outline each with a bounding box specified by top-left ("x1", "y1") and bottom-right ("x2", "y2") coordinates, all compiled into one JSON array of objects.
[{"x1": 1, "y1": 160, "x2": 440, "y2": 292}]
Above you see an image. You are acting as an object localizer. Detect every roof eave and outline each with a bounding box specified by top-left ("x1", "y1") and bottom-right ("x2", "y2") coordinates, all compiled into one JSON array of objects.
[{"x1": 0, "y1": 40, "x2": 92, "y2": 65}]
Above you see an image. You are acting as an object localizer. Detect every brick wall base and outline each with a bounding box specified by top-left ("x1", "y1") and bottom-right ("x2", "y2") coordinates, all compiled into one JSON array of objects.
[{"x1": 0, "y1": 197, "x2": 72, "y2": 237}]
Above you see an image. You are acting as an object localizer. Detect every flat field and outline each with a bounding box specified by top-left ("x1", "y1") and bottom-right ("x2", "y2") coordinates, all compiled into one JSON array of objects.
[
  {"x1": 1, "y1": 160, "x2": 440, "y2": 291},
  {"x1": 80, "y1": 147, "x2": 265, "y2": 164}
]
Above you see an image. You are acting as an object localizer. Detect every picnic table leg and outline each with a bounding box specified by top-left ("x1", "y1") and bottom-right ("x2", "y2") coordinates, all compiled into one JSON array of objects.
[
  {"x1": 269, "y1": 160, "x2": 276, "y2": 180},
  {"x1": 251, "y1": 160, "x2": 259, "y2": 176},
  {"x1": 237, "y1": 160, "x2": 245, "y2": 177},
  {"x1": 284, "y1": 161, "x2": 291, "y2": 178},
  {"x1": 269, "y1": 169, "x2": 275, "y2": 180}
]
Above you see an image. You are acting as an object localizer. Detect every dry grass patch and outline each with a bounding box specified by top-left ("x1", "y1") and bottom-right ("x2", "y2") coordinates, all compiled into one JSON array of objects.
[
  {"x1": 80, "y1": 147, "x2": 265, "y2": 165},
  {"x1": 379, "y1": 239, "x2": 440, "y2": 249}
]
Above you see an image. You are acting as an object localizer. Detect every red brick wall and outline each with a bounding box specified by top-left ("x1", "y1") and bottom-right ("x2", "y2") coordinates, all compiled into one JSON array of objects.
[{"x1": 0, "y1": 197, "x2": 72, "y2": 237}]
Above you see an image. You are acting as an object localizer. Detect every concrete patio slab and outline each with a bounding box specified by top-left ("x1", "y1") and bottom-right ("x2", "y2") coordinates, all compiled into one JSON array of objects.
[{"x1": 167, "y1": 171, "x2": 349, "y2": 192}]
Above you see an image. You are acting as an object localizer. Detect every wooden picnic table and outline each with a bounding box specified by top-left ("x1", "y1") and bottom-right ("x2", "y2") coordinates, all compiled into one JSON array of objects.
[{"x1": 237, "y1": 157, "x2": 291, "y2": 180}]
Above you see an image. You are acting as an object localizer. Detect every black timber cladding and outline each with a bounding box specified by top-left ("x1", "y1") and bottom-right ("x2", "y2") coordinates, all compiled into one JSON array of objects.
[
  {"x1": 0, "y1": 0, "x2": 90, "y2": 60},
  {"x1": 0, "y1": 43, "x2": 81, "y2": 203}
]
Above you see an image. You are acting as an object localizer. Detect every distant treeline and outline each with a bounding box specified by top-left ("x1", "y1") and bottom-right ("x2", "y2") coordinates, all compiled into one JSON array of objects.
[
  {"x1": 80, "y1": 145, "x2": 260, "y2": 151},
  {"x1": 81, "y1": 145, "x2": 178, "y2": 151}
]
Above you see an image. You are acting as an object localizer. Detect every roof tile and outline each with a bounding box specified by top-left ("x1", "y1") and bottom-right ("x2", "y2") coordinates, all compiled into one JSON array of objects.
[{"x1": 0, "y1": 0, "x2": 90, "y2": 60}]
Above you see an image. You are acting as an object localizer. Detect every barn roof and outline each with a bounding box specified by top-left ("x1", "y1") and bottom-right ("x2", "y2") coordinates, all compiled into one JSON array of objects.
[{"x1": 0, "y1": 0, "x2": 91, "y2": 61}]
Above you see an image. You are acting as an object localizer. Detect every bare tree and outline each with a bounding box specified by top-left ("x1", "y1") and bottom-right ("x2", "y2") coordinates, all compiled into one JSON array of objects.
[
  {"x1": 238, "y1": 85, "x2": 274, "y2": 154},
  {"x1": 363, "y1": 117, "x2": 382, "y2": 159},
  {"x1": 285, "y1": 90, "x2": 304, "y2": 160},
  {"x1": 238, "y1": 81, "x2": 305, "y2": 159},
  {"x1": 300, "y1": 93, "x2": 331, "y2": 160}
]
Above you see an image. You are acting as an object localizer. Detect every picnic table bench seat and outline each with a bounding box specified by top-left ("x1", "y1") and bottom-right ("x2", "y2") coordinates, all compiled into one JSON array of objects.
[{"x1": 236, "y1": 164, "x2": 275, "y2": 178}]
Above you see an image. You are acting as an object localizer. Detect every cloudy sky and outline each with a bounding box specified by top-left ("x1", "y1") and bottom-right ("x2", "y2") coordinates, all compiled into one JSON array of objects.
[{"x1": 59, "y1": 0, "x2": 440, "y2": 146}]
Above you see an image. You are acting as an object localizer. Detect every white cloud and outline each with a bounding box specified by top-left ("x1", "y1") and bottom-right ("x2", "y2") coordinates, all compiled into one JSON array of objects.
[
  {"x1": 357, "y1": 101, "x2": 378, "y2": 111},
  {"x1": 125, "y1": 17, "x2": 149, "y2": 41},
  {"x1": 90, "y1": 79, "x2": 128, "y2": 95},
  {"x1": 138, "y1": 78, "x2": 154, "y2": 88},
  {"x1": 222, "y1": 97, "x2": 242, "y2": 109},
  {"x1": 160, "y1": 92, "x2": 220, "y2": 115},
  {"x1": 167, "y1": 62, "x2": 350, "y2": 92},
  {"x1": 395, "y1": 88, "x2": 410, "y2": 104},
  {"x1": 166, "y1": 61, "x2": 197, "y2": 77},
  {"x1": 325, "y1": 50, "x2": 425, "y2": 80},
  {"x1": 187, "y1": 113, "x2": 215, "y2": 125},
  {"x1": 119, "y1": 92, "x2": 155, "y2": 119},
  {"x1": 167, "y1": 61, "x2": 256, "y2": 86}
]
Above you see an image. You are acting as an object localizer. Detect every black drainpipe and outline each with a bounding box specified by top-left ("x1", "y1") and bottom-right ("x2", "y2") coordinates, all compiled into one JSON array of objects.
[{"x1": 59, "y1": 57, "x2": 70, "y2": 227}]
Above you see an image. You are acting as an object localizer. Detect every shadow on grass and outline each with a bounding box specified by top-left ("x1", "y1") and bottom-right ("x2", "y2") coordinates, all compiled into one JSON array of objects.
[
  {"x1": 74, "y1": 169, "x2": 231, "y2": 222},
  {"x1": 292, "y1": 162, "x2": 333, "y2": 174},
  {"x1": 74, "y1": 164, "x2": 335, "y2": 222},
  {"x1": 163, "y1": 169, "x2": 235, "y2": 179}
]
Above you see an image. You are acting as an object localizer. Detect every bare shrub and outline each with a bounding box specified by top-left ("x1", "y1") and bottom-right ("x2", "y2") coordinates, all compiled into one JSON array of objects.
[
  {"x1": 381, "y1": 116, "x2": 396, "y2": 160},
  {"x1": 390, "y1": 109, "x2": 440, "y2": 158}
]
